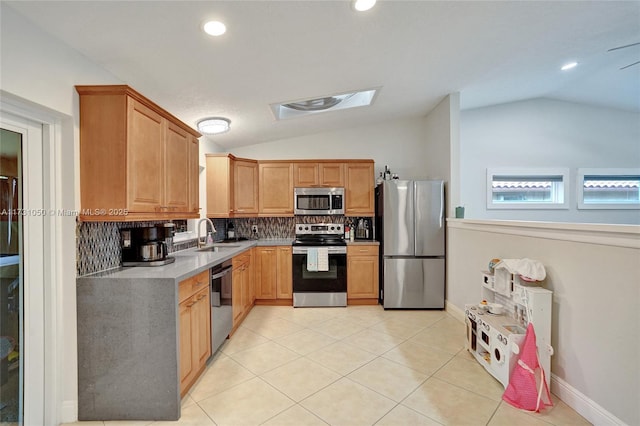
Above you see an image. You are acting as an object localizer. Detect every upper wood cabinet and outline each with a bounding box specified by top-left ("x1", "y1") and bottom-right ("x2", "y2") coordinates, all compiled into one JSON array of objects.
[
  {"x1": 188, "y1": 135, "x2": 200, "y2": 214},
  {"x1": 76, "y1": 85, "x2": 201, "y2": 221},
  {"x1": 259, "y1": 161, "x2": 293, "y2": 216},
  {"x1": 345, "y1": 161, "x2": 375, "y2": 216},
  {"x1": 206, "y1": 154, "x2": 258, "y2": 218},
  {"x1": 293, "y1": 162, "x2": 344, "y2": 187}
]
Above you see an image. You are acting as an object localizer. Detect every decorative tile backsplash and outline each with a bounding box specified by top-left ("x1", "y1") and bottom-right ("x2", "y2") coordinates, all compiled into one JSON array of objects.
[{"x1": 77, "y1": 216, "x2": 359, "y2": 276}]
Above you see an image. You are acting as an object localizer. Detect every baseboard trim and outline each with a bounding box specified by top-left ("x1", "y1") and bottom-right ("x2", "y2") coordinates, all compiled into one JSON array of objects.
[
  {"x1": 60, "y1": 400, "x2": 77, "y2": 424},
  {"x1": 445, "y1": 300, "x2": 465, "y2": 324},
  {"x1": 551, "y1": 374, "x2": 626, "y2": 425},
  {"x1": 448, "y1": 301, "x2": 626, "y2": 425}
]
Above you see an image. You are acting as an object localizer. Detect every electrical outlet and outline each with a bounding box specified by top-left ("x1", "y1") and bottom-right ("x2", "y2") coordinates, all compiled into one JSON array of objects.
[{"x1": 251, "y1": 225, "x2": 258, "y2": 233}]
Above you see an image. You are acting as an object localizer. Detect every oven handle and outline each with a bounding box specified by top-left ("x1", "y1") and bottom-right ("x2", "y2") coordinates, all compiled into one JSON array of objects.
[
  {"x1": 211, "y1": 265, "x2": 233, "y2": 280},
  {"x1": 292, "y1": 246, "x2": 347, "y2": 255}
]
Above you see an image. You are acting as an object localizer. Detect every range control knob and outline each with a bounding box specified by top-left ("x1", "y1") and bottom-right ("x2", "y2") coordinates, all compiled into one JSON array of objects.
[
  {"x1": 497, "y1": 334, "x2": 505, "y2": 344},
  {"x1": 483, "y1": 323, "x2": 490, "y2": 332},
  {"x1": 330, "y1": 226, "x2": 335, "y2": 230},
  {"x1": 304, "y1": 226, "x2": 309, "y2": 231}
]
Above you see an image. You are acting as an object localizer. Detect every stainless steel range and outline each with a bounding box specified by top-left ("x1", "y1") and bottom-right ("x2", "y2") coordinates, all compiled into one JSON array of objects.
[{"x1": 292, "y1": 223, "x2": 347, "y2": 307}]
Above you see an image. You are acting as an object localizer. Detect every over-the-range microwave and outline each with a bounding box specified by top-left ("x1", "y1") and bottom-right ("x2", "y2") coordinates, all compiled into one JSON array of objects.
[{"x1": 294, "y1": 187, "x2": 344, "y2": 215}]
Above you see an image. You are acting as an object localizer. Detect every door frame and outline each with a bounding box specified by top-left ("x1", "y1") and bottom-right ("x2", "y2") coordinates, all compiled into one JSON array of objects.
[{"x1": 1, "y1": 91, "x2": 71, "y2": 425}]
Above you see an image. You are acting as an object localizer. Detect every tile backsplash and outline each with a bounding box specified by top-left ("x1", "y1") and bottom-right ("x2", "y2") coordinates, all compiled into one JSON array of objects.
[{"x1": 77, "y1": 216, "x2": 362, "y2": 276}]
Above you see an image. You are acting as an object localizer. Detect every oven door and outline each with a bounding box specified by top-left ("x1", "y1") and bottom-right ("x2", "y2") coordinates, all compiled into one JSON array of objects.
[{"x1": 292, "y1": 246, "x2": 347, "y2": 307}]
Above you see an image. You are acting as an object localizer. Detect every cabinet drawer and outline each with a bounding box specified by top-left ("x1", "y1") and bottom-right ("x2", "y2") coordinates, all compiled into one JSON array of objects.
[
  {"x1": 232, "y1": 252, "x2": 250, "y2": 269},
  {"x1": 179, "y1": 270, "x2": 210, "y2": 303},
  {"x1": 347, "y1": 245, "x2": 379, "y2": 256}
]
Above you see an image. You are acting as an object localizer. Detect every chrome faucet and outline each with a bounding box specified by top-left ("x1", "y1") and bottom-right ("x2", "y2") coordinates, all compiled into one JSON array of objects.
[{"x1": 197, "y1": 218, "x2": 217, "y2": 248}]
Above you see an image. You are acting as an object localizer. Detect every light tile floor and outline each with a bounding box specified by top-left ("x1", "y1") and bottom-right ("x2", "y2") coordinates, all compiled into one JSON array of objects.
[{"x1": 63, "y1": 305, "x2": 591, "y2": 426}]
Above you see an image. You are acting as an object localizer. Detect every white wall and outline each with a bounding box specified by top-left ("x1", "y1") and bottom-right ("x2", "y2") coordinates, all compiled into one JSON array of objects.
[
  {"x1": 1, "y1": 4, "x2": 123, "y2": 424},
  {"x1": 447, "y1": 219, "x2": 640, "y2": 425},
  {"x1": 423, "y1": 93, "x2": 460, "y2": 214},
  {"x1": 460, "y1": 98, "x2": 640, "y2": 224},
  {"x1": 232, "y1": 116, "x2": 432, "y2": 181}
]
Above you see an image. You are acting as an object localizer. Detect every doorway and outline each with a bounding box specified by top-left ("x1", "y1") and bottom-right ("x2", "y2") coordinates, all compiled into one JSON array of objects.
[
  {"x1": 0, "y1": 112, "x2": 46, "y2": 425},
  {"x1": 0, "y1": 127, "x2": 22, "y2": 424}
]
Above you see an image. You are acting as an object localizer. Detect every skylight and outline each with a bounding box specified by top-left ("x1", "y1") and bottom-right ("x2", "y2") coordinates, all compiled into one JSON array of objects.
[{"x1": 270, "y1": 88, "x2": 378, "y2": 120}]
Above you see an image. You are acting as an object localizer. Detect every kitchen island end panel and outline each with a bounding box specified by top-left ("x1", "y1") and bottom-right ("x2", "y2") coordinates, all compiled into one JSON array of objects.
[{"x1": 77, "y1": 277, "x2": 181, "y2": 421}]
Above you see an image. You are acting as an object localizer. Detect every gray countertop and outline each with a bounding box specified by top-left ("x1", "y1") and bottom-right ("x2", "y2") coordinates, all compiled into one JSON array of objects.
[{"x1": 80, "y1": 238, "x2": 295, "y2": 281}]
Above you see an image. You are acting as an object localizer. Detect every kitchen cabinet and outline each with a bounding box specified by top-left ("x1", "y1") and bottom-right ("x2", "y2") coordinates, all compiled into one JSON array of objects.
[
  {"x1": 76, "y1": 85, "x2": 200, "y2": 221},
  {"x1": 259, "y1": 161, "x2": 294, "y2": 216},
  {"x1": 178, "y1": 270, "x2": 211, "y2": 396},
  {"x1": 254, "y1": 246, "x2": 293, "y2": 303},
  {"x1": 293, "y1": 162, "x2": 345, "y2": 187},
  {"x1": 206, "y1": 154, "x2": 259, "y2": 218},
  {"x1": 347, "y1": 244, "x2": 379, "y2": 303},
  {"x1": 232, "y1": 251, "x2": 253, "y2": 329},
  {"x1": 188, "y1": 135, "x2": 200, "y2": 214},
  {"x1": 345, "y1": 161, "x2": 375, "y2": 216}
]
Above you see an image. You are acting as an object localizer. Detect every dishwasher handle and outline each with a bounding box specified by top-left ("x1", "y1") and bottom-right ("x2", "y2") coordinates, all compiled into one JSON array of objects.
[{"x1": 210, "y1": 265, "x2": 232, "y2": 280}]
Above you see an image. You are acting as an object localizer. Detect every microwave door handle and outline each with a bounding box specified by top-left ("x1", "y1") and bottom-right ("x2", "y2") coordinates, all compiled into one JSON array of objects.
[{"x1": 211, "y1": 265, "x2": 233, "y2": 280}]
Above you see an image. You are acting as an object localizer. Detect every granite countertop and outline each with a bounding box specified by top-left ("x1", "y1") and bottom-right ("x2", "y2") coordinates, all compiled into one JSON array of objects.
[{"x1": 79, "y1": 239, "x2": 298, "y2": 282}]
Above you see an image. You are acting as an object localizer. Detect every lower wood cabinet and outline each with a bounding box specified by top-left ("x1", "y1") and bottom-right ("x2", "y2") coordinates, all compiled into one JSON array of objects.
[
  {"x1": 255, "y1": 246, "x2": 293, "y2": 303},
  {"x1": 178, "y1": 270, "x2": 211, "y2": 396},
  {"x1": 347, "y1": 244, "x2": 379, "y2": 303},
  {"x1": 232, "y1": 250, "x2": 254, "y2": 330}
]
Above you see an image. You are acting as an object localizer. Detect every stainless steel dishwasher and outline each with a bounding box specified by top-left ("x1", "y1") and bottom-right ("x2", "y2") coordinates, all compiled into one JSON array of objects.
[{"x1": 210, "y1": 260, "x2": 233, "y2": 354}]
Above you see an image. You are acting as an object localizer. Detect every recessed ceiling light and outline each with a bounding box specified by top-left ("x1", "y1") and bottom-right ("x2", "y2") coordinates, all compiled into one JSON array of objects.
[
  {"x1": 561, "y1": 62, "x2": 578, "y2": 71},
  {"x1": 203, "y1": 21, "x2": 226, "y2": 36},
  {"x1": 197, "y1": 117, "x2": 231, "y2": 135},
  {"x1": 353, "y1": 0, "x2": 377, "y2": 12}
]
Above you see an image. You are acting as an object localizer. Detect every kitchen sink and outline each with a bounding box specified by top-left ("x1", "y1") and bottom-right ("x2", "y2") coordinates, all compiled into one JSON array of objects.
[
  {"x1": 197, "y1": 244, "x2": 241, "y2": 252},
  {"x1": 503, "y1": 324, "x2": 526, "y2": 334}
]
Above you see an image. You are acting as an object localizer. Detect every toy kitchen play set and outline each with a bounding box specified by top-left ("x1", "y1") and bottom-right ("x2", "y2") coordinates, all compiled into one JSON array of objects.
[{"x1": 465, "y1": 258, "x2": 553, "y2": 389}]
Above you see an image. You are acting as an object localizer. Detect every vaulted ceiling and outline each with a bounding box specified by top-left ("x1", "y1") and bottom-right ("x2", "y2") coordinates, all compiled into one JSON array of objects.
[{"x1": 6, "y1": 1, "x2": 640, "y2": 148}]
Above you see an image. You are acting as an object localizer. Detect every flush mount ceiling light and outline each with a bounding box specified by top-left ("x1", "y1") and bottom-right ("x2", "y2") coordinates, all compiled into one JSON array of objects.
[
  {"x1": 271, "y1": 88, "x2": 379, "y2": 120},
  {"x1": 197, "y1": 117, "x2": 231, "y2": 135},
  {"x1": 561, "y1": 61, "x2": 578, "y2": 71},
  {"x1": 353, "y1": 0, "x2": 377, "y2": 12},
  {"x1": 203, "y1": 20, "x2": 226, "y2": 36}
]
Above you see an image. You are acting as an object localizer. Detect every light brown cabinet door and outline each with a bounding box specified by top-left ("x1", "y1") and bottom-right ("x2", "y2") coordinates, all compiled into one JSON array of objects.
[
  {"x1": 255, "y1": 247, "x2": 277, "y2": 299},
  {"x1": 179, "y1": 300, "x2": 194, "y2": 395},
  {"x1": 193, "y1": 287, "x2": 211, "y2": 367},
  {"x1": 259, "y1": 162, "x2": 293, "y2": 216},
  {"x1": 232, "y1": 268, "x2": 244, "y2": 326},
  {"x1": 293, "y1": 162, "x2": 344, "y2": 187},
  {"x1": 347, "y1": 245, "x2": 379, "y2": 300},
  {"x1": 127, "y1": 98, "x2": 164, "y2": 212},
  {"x1": 206, "y1": 155, "x2": 233, "y2": 217},
  {"x1": 319, "y1": 163, "x2": 345, "y2": 187},
  {"x1": 276, "y1": 246, "x2": 293, "y2": 299},
  {"x1": 234, "y1": 160, "x2": 259, "y2": 215},
  {"x1": 165, "y1": 121, "x2": 190, "y2": 211},
  {"x1": 293, "y1": 163, "x2": 319, "y2": 187},
  {"x1": 188, "y1": 135, "x2": 200, "y2": 213},
  {"x1": 345, "y1": 162, "x2": 375, "y2": 216},
  {"x1": 347, "y1": 256, "x2": 379, "y2": 298}
]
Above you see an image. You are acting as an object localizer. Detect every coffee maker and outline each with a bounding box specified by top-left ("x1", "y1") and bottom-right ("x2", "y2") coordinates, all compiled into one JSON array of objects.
[{"x1": 121, "y1": 226, "x2": 176, "y2": 266}]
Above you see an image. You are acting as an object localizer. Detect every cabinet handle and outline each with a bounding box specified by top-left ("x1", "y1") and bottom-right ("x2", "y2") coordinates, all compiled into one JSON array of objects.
[
  {"x1": 197, "y1": 294, "x2": 206, "y2": 301},
  {"x1": 186, "y1": 301, "x2": 196, "y2": 307}
]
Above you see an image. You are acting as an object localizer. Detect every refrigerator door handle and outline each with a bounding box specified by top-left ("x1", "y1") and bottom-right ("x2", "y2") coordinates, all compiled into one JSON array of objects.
[{"x1": 439, "y1": 187, "x2": 444, "y2": 229}]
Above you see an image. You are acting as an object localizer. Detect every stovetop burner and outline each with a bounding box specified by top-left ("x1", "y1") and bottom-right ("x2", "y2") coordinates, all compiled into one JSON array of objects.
[{"x1": 293, "y1": 223, "x2": 346, "y2": 246}]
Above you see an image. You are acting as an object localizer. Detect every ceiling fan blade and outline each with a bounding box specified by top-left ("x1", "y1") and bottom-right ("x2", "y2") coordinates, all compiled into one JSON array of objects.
[
  {"x1": 620, "y1": 60, "x2": 640, "y2": 70},
  {"x1": 608, "y1": 42, "x2": 640, "y2": 52}
]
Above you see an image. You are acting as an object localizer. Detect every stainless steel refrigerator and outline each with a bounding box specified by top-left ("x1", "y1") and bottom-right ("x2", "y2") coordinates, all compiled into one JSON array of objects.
[{"x1": 375, "y1": 180, "x2": 445, "y2": 309}]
